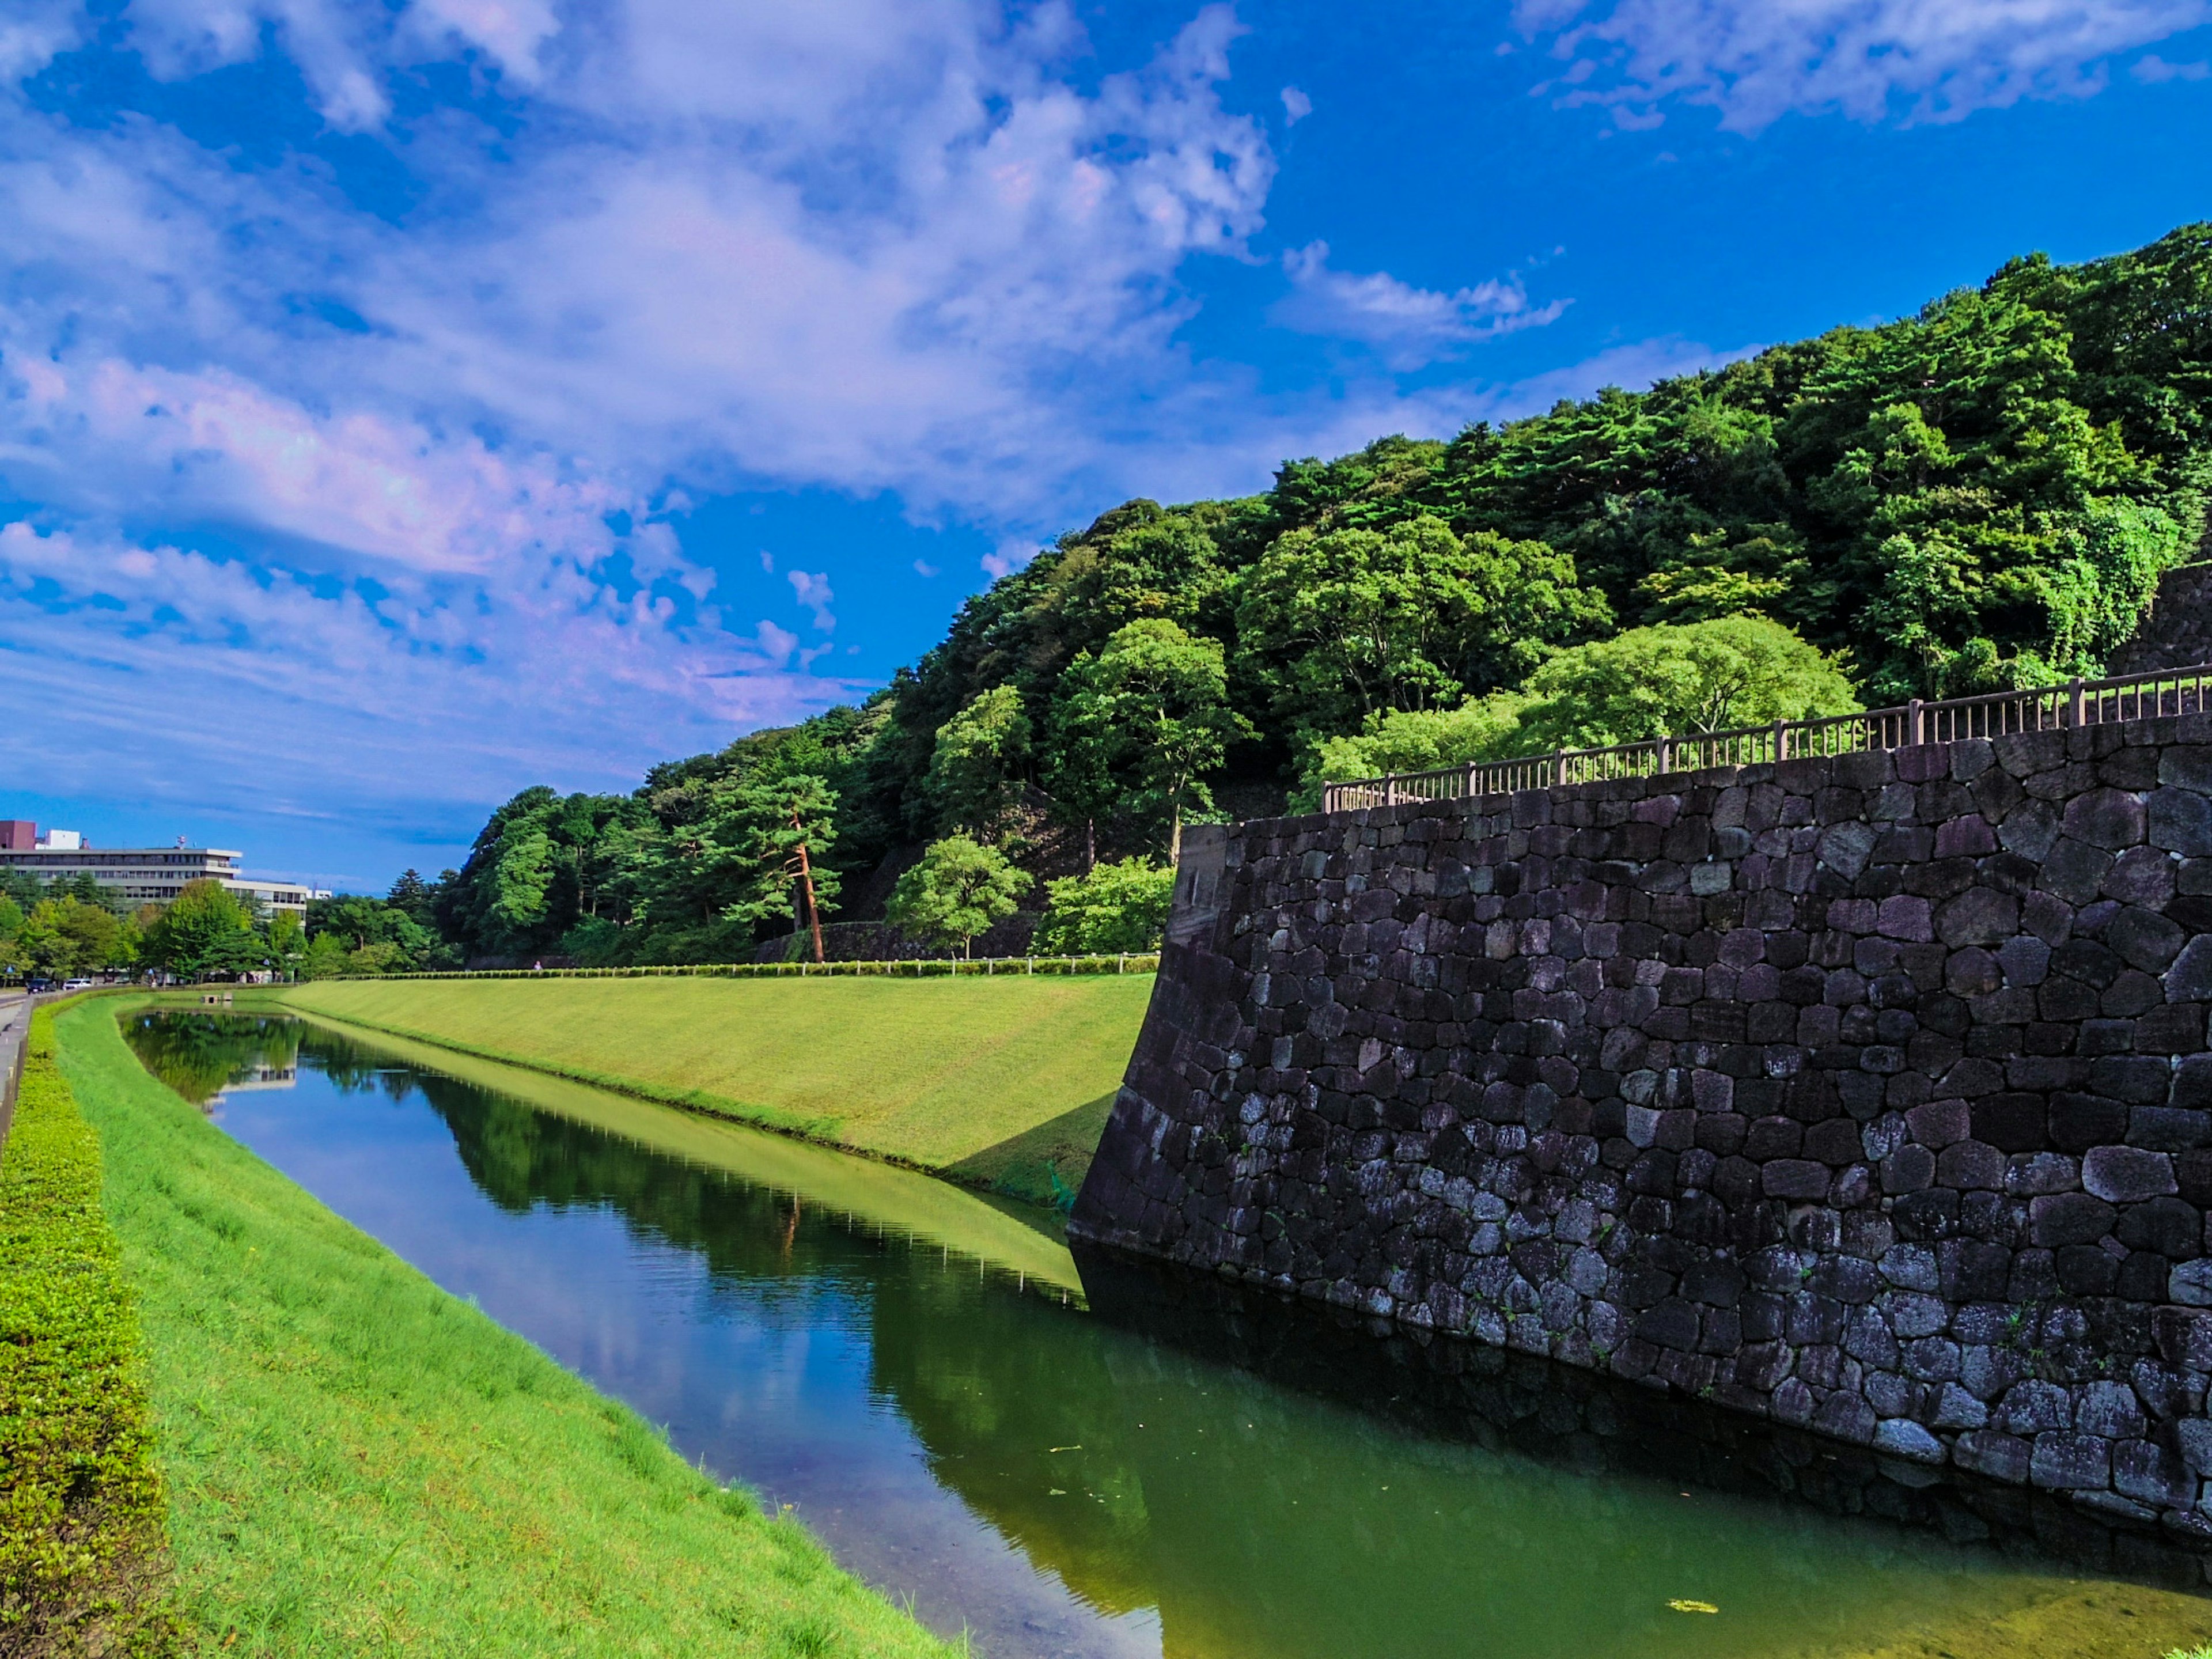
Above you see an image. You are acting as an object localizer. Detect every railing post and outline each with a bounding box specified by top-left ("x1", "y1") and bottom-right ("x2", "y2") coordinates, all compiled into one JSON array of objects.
[
  {"x1": 2070, "y1": 676, "x2": 2085, "y2": 728},
  {"x1": 1773, "y1": 719, "x2": 1787, "y2": 766},
  {"x1": 1464, "y1": 761, "x2": 1479, "y2": 800},
  {"x1": 1552, "y1": 749, "x2": 1566, "y2": 787},
  {"x1": 1907, "y1": 697, "x2": 1923, "y2": 747},
  {"x1": 1655, "y1": 736, "x2": 1670, "y2": 775}
]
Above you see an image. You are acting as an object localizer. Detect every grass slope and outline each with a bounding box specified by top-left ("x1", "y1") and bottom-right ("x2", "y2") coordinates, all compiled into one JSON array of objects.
[
  {"x1": 280, "y1": 1008, "x2": 1085, "y2": 1293},
  {"x1": 272, "y1": 976, "x2": 1152, "y2": 1203},
  {"x1": 54, "y1": 998, "x2": 956, "y2": 1659}
]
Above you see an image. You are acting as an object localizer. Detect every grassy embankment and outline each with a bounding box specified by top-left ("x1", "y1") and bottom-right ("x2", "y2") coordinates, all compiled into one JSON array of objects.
[
  {"x1": 48, "y1": 997, "x2": 958, "y2": 1657},
  {"x1": 268, "y1": 975, "x2": 1154, "y2": 1207}
]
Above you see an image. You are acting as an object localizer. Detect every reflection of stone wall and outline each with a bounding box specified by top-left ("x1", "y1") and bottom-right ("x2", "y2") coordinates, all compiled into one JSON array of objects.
[
  {"x1": 1074, "y1": 1244, "x2": 2212, "y2": 1585},
  {"x1": 1071, "y1": 715, "x2": 2212, "y2": 1537}
]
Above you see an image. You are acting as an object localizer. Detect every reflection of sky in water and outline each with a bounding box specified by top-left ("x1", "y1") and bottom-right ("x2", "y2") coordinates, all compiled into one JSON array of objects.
[
  {"x1": 211, "y1": 1058, "x2": 1162, "y2": 1658},
  {"x1": 154, "y1": 1017, "x2": 2212, "y2": 1659}
]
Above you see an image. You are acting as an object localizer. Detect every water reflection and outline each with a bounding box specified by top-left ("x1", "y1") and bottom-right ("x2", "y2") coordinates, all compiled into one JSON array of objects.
[
  {"x1": 124, "y1": 1009, "x2": 2212, "y2": 1659},
  {"x1": 124, "y1": 1010, "x2": 300, "y2": 1105}
]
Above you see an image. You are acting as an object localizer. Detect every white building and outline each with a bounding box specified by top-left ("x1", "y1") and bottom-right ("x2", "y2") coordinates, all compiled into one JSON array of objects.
[{"x1": 0, "y1": 832, "x2": 330, "y2": 916}]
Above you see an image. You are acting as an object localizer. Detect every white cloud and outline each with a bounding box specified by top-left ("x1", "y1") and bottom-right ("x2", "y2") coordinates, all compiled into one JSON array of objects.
[
  {"x1": 1515, "y1": 0, "x2": 2212, "y2": 130},
  {"x1": 1281, "y1": 85, "x2": 1312, "y2": 123},
  {"x1": 1274, "y1": 240, "x2": 1567, "y2": 369},
  {"x1": 787, "y1": 569, "x2": 835, "y2": 631},
  {"x1": 0, "y1": 0, "x2": 1301, "y2": 844},
  {"x1": 0, "y1": 2, "x2": 82, "y2": 79},
  {"x1": 2134, "y1": 51, "x2": 2211, "y2": 79},
  {"x1": 0, "y1": 520, "x2": 860, "y2": 843}
]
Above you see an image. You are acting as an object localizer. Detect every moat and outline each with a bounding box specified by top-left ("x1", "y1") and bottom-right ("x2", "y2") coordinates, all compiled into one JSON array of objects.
[{"x1": 126, "y1": 1008, "x2": 2212, "y2": 1659}]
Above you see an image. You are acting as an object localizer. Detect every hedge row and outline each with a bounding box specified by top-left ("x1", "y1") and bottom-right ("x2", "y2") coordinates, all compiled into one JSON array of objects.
[
  {"x1": 331, "y1": 954, "x2": 1163, "y2": 983},
  {"x1": 0, "y1": 1012, "x2": 175, "y2": 1654}
]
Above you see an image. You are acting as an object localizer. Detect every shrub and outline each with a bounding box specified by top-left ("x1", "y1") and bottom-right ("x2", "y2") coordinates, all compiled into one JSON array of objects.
[
  {"x1": 1034, "y1": 859, "x2": 1175, "y2": 954},
  {"x1": 0, "y1": 1012, "x2": 175, "y2": 1653},
  {"x1": 885, "y1": 838, "x2": 1028, "y2": 959}
]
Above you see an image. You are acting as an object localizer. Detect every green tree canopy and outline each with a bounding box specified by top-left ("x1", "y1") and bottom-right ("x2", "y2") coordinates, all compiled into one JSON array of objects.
[
  {"x1": 1033, "y1": 859, "x2": 1175, "y2": 955},
  {"x1": 143, "y1": 879, "x2": 263, "y2": 980},
  {"x1": 925, "y1": 685, "x2": 1032, "y2": 841},
  {"x1": 1051, "y1": 620, "x2": 1249, "y2": 863},
  {"x1": 1514, "y1": 616, "x2": 1862, "y2": 752},
  {"x1": 1233, "y1": 516, "x2": 1609, "y2": 744},
  {"x1": 886, "y1": 837, "x2": 1027, "y2": 958}
]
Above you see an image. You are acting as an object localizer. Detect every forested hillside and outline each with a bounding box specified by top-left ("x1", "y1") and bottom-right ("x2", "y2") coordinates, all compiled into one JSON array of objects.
[{"x1": 321, "y1": 225, "x2": 2212, "y2": 970}]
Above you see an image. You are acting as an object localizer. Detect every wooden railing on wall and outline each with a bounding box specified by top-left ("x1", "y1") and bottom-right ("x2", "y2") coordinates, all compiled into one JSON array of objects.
[{"x1": 1319, "y1": 662, "x2": 2212, "y2": 815}]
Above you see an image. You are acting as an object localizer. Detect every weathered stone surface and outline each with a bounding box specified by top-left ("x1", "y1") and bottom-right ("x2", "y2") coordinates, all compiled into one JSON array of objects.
[
  {"x1": 2083, "y1": 1146, "x2": 2179, "y2": 1202},
  {"x1": 1073, "y1": 734, "x2": 2212, "y2": 1536}
]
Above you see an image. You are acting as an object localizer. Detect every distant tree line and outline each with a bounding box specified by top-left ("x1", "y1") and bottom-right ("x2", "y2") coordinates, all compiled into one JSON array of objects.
[{"x1": 128, "y1": 224, "x2": 2212, "y2": 976}]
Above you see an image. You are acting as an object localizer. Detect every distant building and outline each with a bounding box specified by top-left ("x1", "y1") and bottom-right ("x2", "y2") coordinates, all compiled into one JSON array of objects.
[
  {"x1": 0, "y1": 824, "x2": 331, "y2": 916},
  {"x1": 0, "y1": 821, "x2": 33, "y2": 850}
]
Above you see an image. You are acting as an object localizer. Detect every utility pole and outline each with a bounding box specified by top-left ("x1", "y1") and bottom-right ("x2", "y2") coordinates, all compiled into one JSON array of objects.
[{"x1": 789, "y1": 809, "x2": 825, "y2": 964}]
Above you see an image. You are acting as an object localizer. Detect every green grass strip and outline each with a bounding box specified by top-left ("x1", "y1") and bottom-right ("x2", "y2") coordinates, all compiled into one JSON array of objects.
[
  {"x1": 262, "y1": 975, "x2": 1152, "y2": 1198},
  {"x1": 52, "y1": 998, "x2": 959, "y2": 1658},
  {"x1": 1, "y1": 1007, "x2": 177, "y2": 1654}
]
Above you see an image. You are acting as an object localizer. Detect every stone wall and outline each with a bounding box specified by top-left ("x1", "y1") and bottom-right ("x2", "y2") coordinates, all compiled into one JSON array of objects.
[{"x1": 1070, "y1": 715, "x2": 2212, "y2": 1540}]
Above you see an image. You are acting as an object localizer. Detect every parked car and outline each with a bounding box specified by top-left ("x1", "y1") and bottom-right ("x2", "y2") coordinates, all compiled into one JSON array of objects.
[
  {"x1": 26, "y1": 978, "x2": 57, "y2": 993},
  {"x1": 62, "y1": 978, "x2": 94, "y2": 990}
]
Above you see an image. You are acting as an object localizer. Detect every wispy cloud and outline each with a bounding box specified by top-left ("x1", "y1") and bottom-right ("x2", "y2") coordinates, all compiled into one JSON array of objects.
[
  {"x1": 1514, "y1": 0, "x2": 2212, "y2": 130},
  {"x1": 0, "y1": 0, "x2": 1302, "y2": 835},
  {"x1": 2134, "y1": 51, "x2": 2211, "y2": 79},
  {"x1": 787, "y1": 569, "x2": 835, "y2": 631},
  {"x1": 1274, "y1": 240, "x2": 1568, "y2": 369}
]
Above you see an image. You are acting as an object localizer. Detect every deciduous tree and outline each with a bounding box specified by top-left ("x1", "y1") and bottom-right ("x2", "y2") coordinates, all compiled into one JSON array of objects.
[{"x1": 887, "y1": 837, "x2": 1027, "y2": 959}]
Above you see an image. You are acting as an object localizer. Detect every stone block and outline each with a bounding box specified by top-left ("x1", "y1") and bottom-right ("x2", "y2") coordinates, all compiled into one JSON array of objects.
[
  {"x1": 2083, "y1": 1146, "x2": 2178, "y2": 1203},
  {"x1": 2105, "y1": 845, "x2": 2179, "y2": 907},
  {"x1": 1874, "y1": 1418, "x2": 1945, "y2": 1463},
  {"x1": 1934, "y1": 1382, "x2": 1988, "y2": 1429},
  {"x1": 2005, "y1": 1152, "x2": 2079, "y2": 1196},
  {"x1": 2179, "y1": 1419, "x2": 2212, "y2": 1475},
  {"x1": 2031, "y1": 1431, "x2": 2113, "y2": 1490},
  {"x1": 2107, "y1": 906, "x2": 2187, "y2": 973},
  {"x1": 2171, "y1": 1260, "x2": 2212, "y2": 1306},
  {"x1": 2048, "y1": 1092, "x2": 2127, "y2": 1153},
  {"x1": 2150, "y1": 786, "x2": 2212, "y2": 854},
  {"x1": 2030, "y1": 1192, "x2": 2117, "y2": 1248},
  {"x1": 2063, "y1": 787, "x2": 2149, "y2": 850},
  {"x1": 2118, "y1": 1194, "x2": 2202, "y2": 1257},
  {"x1": 1936, "y1": 1140, "x2": 2005, "y2": 1191},
  {"x1": 2165, "y1": 936, "x2": 2212, "y2": 1004},
  {"x1": 2075, "y1": 1380, "x2": 2147, "y2": 1440},
  {"x1": 2155, "y1": 1306, "x2": 2212, "y2": 1371},
  {"x1": 2159, "y1": 745, "x2": 2212, "y2": 794},
  {"x1": 2041, "y1": 836, "x2": 2115, "y2": 906},
  {"x1": 2115, "y1": 1440, "x2": 2196, "y2": 1508},
  {"x1": 1936, "y1": 887, "x2": 2020, "y2": 949},
  {"x1": 1954, "y1": 1430, "x2": 2032, "y2": 1484}
]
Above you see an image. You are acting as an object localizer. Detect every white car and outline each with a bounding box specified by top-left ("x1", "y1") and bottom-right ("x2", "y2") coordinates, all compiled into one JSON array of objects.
[{"x1": 62, "y1": 978, "x2": 93, "y2": 990}]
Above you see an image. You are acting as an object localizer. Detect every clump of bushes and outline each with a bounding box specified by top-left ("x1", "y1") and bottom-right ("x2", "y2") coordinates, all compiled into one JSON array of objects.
[
  {"x1": 1033, "y1": 859, "x2": 1175, "y2": 954},
  {"x1": 0, "y1": 1013, "x2": 175, "y2": 1654}
]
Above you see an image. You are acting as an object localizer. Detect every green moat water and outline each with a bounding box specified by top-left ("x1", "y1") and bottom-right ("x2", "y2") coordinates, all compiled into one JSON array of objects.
[{"x1": 126, "y1": 1008, "x2": 2212, "y2": 1659}]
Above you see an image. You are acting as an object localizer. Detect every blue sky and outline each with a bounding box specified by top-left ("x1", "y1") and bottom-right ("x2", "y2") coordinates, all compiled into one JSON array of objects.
[{"x1": 1, "y1": 0, "x2": 2209, "y2": 892}]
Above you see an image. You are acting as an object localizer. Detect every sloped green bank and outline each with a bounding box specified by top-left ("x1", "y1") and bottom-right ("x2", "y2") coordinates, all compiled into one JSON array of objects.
[
  {"x1": 271, "y1": 974, "x2": 1150, "y2": 1205},
  {"x1": 53, "y1": 998, "x2": 956, "y2": 1658}
]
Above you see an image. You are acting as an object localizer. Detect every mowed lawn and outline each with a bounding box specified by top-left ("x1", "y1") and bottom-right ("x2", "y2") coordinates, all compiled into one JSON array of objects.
[
  {"x1": 52, "y1": 997, "x2": 957, "y2": 1658},
  {"x1": 274, "y1": 975, "x2": 1152, "y2": 1202}
]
